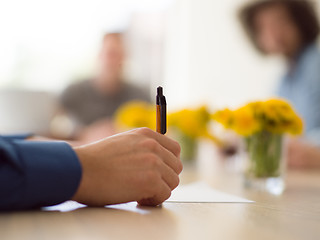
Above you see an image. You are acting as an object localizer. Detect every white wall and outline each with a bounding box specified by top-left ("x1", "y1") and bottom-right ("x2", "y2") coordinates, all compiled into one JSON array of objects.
[
  {"x1": 164, "y1": 0, "x2": 286, "y2": 110},
  {"x1": 0, "y1": 0, "x2": 173, "y2": 92}
]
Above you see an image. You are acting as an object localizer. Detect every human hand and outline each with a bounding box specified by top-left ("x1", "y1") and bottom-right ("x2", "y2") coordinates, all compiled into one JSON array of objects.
[
  {"x1": 72, "y1": 128, "x2": 182, "y2": 206},
  {"x1": 288, "y1": 138, "x2": 320, "y2": 169}
]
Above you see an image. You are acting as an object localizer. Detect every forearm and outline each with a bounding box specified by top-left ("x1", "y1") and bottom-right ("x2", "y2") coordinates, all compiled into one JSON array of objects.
[{"x1": 288, "y1": 138, "x2": 320, "y2": 169}]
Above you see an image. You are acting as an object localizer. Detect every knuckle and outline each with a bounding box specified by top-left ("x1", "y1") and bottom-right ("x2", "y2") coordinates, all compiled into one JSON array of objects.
[
  {"x1": 177, "y1": 160, "x2": 183, "y2": 174},
  {"x1": 164, "y1": 189, "x2": 171, "y2": 200},
  {"x1": 137, "y1": 127, "x2": 153, "y2": 136},
  {"x1": 173, "y1": 140, "x2": 181, "y2": 156},
  {"x1": 170, "y1": 175, "x2": 180, "y2": 189},
  {"x1": 145, "y1": 170, "x2": 159, "y2": 182},
  {"x1": 147, "y1": 154, "x2": 162, "y2": 169},
  {"x1": 142, "y1": 138, "x2": 160, "y2": 152}
]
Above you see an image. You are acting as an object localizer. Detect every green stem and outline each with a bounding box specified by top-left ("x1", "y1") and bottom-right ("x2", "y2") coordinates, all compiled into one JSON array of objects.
[{"x1": 246, "y1": 131, "x2": 283, "y2": 178}]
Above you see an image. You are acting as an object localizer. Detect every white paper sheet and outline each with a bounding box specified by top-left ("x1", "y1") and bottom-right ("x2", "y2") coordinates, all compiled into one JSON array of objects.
[
  {"x1": 166, "y1": 181, "x2": 253, "y2": 203},
  {"x1": 44, "y1": 182, "x2": 253, "y2": 212}
]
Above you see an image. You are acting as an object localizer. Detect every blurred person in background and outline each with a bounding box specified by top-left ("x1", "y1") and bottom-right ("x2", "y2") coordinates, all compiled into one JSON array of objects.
[
  {"x1": 239, "y1": 0, "x2": 320, "y2": 168},
  {"x1": 61, "y1": 33, "x2": 150, "y2": 142}
]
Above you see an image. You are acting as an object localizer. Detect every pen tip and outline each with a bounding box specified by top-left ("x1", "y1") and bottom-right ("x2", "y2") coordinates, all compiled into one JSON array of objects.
[{"x1": 157, "y1": 86, "x2": 163, "y2": 95}]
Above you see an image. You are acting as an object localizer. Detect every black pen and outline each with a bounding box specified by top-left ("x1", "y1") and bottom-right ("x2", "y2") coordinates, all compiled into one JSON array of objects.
[{"x1": 156, "y1": 86, "x2": 167, "y2": 134}]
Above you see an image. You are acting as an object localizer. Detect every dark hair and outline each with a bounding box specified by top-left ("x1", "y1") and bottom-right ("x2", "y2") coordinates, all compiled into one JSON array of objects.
[{"x1": 239, "y1": 0, "x2": 320, "y2": 53}]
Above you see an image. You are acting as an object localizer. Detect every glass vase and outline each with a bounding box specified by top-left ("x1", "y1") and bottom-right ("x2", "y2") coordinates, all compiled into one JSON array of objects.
[
  {"x1": 180, "y1": 135, "x2": 197, "y2": 163},
  {"x1": 171, "y1": 130, "x2": 197, "y2": 164},
  {"x1": 244, "y1": 131, "x2": 287, "y2": 195}
]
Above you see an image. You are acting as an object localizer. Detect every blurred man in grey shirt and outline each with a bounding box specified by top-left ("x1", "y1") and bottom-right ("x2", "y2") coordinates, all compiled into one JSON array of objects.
[{"x1": 61, "y1": 33, "x2": 150, "y2": 142}]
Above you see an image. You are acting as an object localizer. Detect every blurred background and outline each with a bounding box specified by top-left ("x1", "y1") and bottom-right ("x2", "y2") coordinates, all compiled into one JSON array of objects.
[{"x1": 0, "y1": 0, "x2": 319, "y2": 136}]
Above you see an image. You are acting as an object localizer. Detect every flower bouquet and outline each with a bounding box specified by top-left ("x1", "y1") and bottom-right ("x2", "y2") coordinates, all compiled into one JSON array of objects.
[
  {"x1": 212, "y1": 99, "x2": 303, "y2": 194},
  {"x1": 168, "y1": 106, "x2": 220, "y2": 162},
  {"x1": 114, "y1": 102, "x2": 219, "y2": 162}
]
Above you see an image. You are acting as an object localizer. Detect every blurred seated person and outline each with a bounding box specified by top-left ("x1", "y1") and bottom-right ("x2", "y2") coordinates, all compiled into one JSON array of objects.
[
  {"x1": 61, "y1": 33, "x2": 150, "y2": 142},
  {"x1": 239, "y1": 0, "x2": 320, "y2": 168}
]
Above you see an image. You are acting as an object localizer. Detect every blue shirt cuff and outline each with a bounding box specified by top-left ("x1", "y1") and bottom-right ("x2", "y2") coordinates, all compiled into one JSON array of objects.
[{"x1": 10, "y1": 140, "x2": 82, "y2": 210}]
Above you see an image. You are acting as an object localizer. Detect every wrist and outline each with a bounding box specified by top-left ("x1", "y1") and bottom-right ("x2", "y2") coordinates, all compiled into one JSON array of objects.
[{"x1": 71, "y1": 147, "x2": 86, "y2": 202}]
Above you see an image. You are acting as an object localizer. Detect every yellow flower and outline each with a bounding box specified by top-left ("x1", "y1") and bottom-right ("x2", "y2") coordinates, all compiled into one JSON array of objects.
[
  {"x1": 288, "y1": 115, "x2": 304, "y2": 135},
  {"x1": 169, "y1": 106, "x2": 210, "y2": 138},
  {"x1": 261, "y1": 98, "x2": 303, "y2": 135},
  {"x1": 231, "y1": 106, "x2": 261, "y2": 136},
  {"x1": 114, "y1": 101, "x2": 156, "y2": 130},
  {"x1": 247, "y1": 101, "x2": 264, "y2": 115},
  {"x1": 212, "y1": 98, "x2": 303, "y2": 136},
  {"x1": 211, "y1": 108, "x2": 233, "y2": 128},
  {"x1": 212, "y1": 105, "x2": 260, "y2": 136}
]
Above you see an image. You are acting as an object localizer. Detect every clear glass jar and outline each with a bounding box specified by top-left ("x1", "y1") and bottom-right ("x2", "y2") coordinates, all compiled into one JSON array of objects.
[{"x1": 244, "y1": 131, "x2": 287, "y2": 195}]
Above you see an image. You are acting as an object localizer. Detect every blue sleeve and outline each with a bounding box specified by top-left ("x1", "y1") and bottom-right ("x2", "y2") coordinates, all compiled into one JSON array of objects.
[
  {"x1": 301, "y1": 58, "x2": 320, "y2": 145},
  {"x1": 1, "y1": 133, "x2": 34, "y2": 141},
  {"x1": 0, "y1": 136, "x2": 82, "y2": 211}
]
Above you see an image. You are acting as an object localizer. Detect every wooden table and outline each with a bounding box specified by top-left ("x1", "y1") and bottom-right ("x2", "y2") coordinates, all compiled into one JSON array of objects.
[{"x1": 1, "y1": 161, "x2": 319, "y2": 240}]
